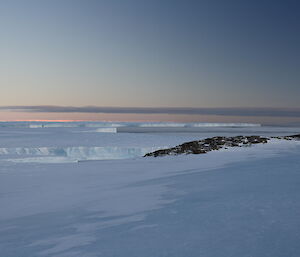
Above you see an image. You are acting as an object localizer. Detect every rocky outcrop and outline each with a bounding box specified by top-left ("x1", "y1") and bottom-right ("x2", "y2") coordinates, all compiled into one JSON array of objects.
[
  {"x1": 289, "y1": 134, "x2": 300, "y2": 139},
  {"x1": 270, "y1": 134, "x2": 300, "y2": 140},
  {"x1": 144, "y1": 135, "x2": 269, "y2": 157}
]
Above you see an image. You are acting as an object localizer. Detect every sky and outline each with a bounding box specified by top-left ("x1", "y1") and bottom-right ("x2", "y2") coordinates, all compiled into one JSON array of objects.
[{"x1": 0, "y1": 0, "x2": 299, "y2": 123}]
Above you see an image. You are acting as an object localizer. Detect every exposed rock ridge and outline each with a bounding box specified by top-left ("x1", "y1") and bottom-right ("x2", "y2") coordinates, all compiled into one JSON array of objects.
[{"x1": 144, "y1": 134, "x2": 300, "y2": 157}]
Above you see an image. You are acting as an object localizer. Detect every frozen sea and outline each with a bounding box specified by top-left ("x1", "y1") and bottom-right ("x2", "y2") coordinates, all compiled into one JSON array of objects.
[{"x1": 0, "y1": 122, "x2": 300, "y2": 257}]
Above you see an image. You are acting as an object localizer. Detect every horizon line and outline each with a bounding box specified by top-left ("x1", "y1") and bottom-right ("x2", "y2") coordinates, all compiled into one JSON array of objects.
[{"x1": 1, "y1": 105, "x2": 300, "y2": 118}]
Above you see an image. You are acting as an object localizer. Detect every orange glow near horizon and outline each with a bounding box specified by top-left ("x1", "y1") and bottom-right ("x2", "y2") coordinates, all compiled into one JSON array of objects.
[
  {"x1": 1, "y1": 111, "x2": 300, "y2": 125},
  {"x1": 0, "y1": 119, "x2": 93, "y2": 122}
]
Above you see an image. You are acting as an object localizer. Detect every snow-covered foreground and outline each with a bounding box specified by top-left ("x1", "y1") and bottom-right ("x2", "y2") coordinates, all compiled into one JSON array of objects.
[{"x1": 0, "y1": 125, "x2": 300, "y2": 257}]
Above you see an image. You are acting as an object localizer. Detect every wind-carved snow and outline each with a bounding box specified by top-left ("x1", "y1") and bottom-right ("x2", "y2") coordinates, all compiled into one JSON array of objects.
[{"x1": 0, "y1": 146, "x2": 162, "y2": 163}]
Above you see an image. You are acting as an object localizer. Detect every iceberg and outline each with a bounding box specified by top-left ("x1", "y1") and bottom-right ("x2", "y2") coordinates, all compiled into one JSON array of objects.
[{"x1": 95, "y1": 127, "x2": 117, "y2": 133}]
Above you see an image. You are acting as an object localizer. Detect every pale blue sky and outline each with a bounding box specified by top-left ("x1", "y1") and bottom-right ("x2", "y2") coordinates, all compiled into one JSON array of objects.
[{"x1": 0, "y1": 0, "x2": 299, "y2": 122}]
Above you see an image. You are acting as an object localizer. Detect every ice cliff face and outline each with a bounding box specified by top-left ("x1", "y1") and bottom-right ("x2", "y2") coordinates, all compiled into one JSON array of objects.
[{"x1": 0, "y1": 146, "x2": 162, "y2": 162}]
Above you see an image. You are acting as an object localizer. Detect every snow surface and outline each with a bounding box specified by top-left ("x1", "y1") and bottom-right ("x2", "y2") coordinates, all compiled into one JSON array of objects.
[{"x1": 0, "y1": 124, "x2": 300, "y2": 257}]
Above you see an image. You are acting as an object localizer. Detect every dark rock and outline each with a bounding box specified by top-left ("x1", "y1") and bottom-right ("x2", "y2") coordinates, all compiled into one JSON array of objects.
[
  {"x1": 144, "y1": 135, "x2": 271, "y2": 157},
  {"x1": 144, "y1": 133, "x2": 300, "y2": 158},
  {"x1": 289, "y1": 134, "x2": 300, "y2": 139}
]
